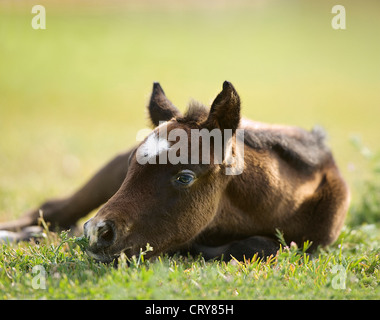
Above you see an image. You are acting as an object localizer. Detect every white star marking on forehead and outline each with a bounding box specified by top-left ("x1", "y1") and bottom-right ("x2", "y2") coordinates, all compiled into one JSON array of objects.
[{"x1": 136, "y1": 131, "x2": 170, "y2": 163}]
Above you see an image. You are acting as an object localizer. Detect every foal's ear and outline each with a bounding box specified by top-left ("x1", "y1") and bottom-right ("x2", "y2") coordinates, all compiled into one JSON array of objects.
[
  {"x1": 205, "y1": 81, "x2": 241, "y2": 133},
  {"x1": 148, "y1": 82, "x2": 181, "y2": 127}
]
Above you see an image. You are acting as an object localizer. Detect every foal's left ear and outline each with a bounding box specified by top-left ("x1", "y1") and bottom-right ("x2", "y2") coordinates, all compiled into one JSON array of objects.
[
  {"x1": 148, "y1": 82, "x2": 182, "y2": 127},
  {"x1": 205, "y1": 81, "x2": 241, "y2": 133}
]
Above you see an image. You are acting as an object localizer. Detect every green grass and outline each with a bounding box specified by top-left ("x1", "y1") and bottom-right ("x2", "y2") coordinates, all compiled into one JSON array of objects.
[
  {"x1": 0, "y1": 0, "x2": 380, "y2": 299},
  {"x1": 1, "y1": 220, "x2": 379, "y2": 299}
]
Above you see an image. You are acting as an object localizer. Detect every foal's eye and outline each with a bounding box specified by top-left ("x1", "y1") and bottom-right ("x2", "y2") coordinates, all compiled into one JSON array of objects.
[
  {"x1": 173, "y1": 170, "x2": 196, "y2": 187},
  {"x1": 177, "y1": 174, "x2": 193, "y2": 184}
]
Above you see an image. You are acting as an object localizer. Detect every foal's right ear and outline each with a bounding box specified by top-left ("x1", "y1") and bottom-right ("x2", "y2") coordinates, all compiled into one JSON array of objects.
[
  {"x1": 148, "y1": 82, "x2": 181, "y2": 127},
  {"x1": 205, "y1": 81, "x2": 241, "y2": 133}
]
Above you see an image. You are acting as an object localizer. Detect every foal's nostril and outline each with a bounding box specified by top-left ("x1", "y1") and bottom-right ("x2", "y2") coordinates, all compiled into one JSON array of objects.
[{"x1": 97, "y1": 221, "x2": 116, "y2": 247}]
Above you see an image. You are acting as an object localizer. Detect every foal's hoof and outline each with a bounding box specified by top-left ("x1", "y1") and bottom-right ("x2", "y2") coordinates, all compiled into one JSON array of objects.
[
  {"x1": 0, "y1": 230, "x2": 19, "y2": 242},
  {"x1": 0, "y1": 226, "x2": 45, "y2": 243}
]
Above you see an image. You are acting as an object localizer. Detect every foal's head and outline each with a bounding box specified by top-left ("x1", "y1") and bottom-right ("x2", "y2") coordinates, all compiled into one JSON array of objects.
[{"x1": 84, "y1": 81, "x2": 243, "y2": 262}]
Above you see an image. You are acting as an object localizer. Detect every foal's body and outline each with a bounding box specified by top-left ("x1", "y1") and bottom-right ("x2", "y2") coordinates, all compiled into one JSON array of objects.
[
  {"x1": 0, "y1": 82, "x2": 350, "y2": 261},
  {"x1": 189, "y1": 118, "x2": 349, "y2": 258}
]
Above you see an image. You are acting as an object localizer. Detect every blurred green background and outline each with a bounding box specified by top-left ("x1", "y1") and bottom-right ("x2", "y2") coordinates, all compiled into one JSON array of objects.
[{"x1": 0, "y1": 0, "x2": 379, "y2": 222}]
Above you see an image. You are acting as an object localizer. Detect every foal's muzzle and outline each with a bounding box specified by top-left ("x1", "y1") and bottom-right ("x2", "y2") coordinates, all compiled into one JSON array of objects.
[{"x1": 84, "y1": 219, "x2": 116, "y2": 250}]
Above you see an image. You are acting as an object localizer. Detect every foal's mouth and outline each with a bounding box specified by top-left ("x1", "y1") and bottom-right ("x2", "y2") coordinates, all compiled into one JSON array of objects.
[
  {"x1": 85, "y1": 244, "x2": 135, "y2": 264},
  {"x1": 85, "y1": 248, "x2": 119, "y2": 264}
]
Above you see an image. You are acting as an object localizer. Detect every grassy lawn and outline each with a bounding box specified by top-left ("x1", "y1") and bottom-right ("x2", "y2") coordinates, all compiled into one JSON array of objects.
[
  {"x1": 0, "y1": 0, "x2": 379, "y2": 299},
  {"x1": 1, "y1": 219, "x2": 379, "y2": 299}
]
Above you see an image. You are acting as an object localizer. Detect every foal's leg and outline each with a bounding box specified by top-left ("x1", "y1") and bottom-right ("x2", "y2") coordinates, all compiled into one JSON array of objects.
[
  {"x1": 0, "y1": 148, "x2": 135, "y2": 233},
  {"x1": 190, "y1": 236, "x2": 280, "y2": 261}
]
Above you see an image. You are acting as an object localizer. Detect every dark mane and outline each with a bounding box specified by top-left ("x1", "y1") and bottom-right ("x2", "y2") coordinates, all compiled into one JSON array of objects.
[
  {"x1": 244, "y1": 126, "x2": 331, "y2": 173},
  {"x1": 176, "y1": 100, "x2": 209, "y2": 124}
]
